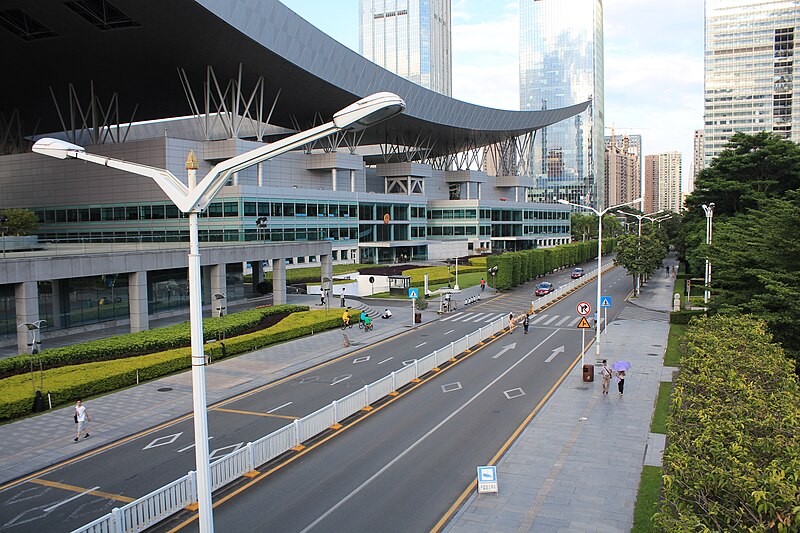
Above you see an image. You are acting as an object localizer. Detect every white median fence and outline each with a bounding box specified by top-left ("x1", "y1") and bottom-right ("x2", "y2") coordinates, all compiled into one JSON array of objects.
[{"x1": 73, "y1": 262, "x2": 606, "y2": 533}]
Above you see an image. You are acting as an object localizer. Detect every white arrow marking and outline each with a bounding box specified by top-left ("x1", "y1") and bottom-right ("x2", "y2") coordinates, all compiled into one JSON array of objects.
[
  {"x1": 545, "y1": 346, "x2": 565, "y2": 363},
  {"x1": 492, "y1": 342, "x2": 517, "y2": 359},
  {"x1": 377, "y1": 357, "x2": 393, "y2": 365},
  {"x1": 43, "y1": 486, "x2": 100, "y2": 512},
  {"x1": 330, "y1": 374, "x2": 352, "y2": 386},
  {"x1": 267, "y1": 402, "x2": 292, "y2": 413}
]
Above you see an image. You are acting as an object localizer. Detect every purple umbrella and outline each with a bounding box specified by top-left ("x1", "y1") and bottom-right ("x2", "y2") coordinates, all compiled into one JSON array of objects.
[{"x1": 612, "y1": 361, "x2": 631, "y2": 372}]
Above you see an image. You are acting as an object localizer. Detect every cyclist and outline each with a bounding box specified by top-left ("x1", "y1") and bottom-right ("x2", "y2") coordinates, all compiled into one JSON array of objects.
[
  {"x1": 363, "y1": 315, "x2": 373, "y2": 331},
  {"x1": 342, "y1": 310, "x2": 350, "y2": 328},
  {"x1": 359, "y1": 311, "x2": 367, "y2": 328}
]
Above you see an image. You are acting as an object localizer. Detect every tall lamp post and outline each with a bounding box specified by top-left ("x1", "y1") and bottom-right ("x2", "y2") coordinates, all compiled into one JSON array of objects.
[
  {"x1": 558, "y1": 197, "x2": 642, "y2": 361},
  {"x1": 616, "y1": 209, "x2": 667, "y2": 296},
  {"x1": 19, "y1": 320, "x2": 46, "y2": 407},
  {"x1": 213, "y1": 293, "x2": 226, "y2": 342},
  {"x1": 32, "y1": 92, "x2": 405, "y2": 533},
  {"x1": 702, "y1": 203, "x2": 715, "y2": 305}
]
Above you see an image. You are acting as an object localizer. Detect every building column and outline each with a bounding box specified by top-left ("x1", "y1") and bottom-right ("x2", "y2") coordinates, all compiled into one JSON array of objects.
[
  {"x1": 209, "y1": 264, "x2": 227, "y2": 317},
  {"x1": 251, "y1": 260, "x2": 264, "y2": 296},
  {"x1": 272, "y1": 258, "x2": 287, "y2": 304},
  {"x1": 50, "y1": 280, "x2": 64, "y2": 329},
  {"x1": 320, "y1": 252, "x2": 333, "y2": 288},
  {"x1": 15, "y1": 281, "x2": 40, "y2": 355},
  {"x1": 128, "y1": 271, "x2": 149, "y2": 333},
  {"x1": 332, "y1": 168, "x2": 337, "y2": 191},
  {"x1": 350, "y1": 170, "x2": 355, "y2": 192},
  {"x1": 257, "y1": 163, "x2": 263, "y2": 187}
]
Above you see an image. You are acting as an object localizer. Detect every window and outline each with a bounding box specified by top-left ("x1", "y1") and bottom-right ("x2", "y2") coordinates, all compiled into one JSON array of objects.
[
  {"x1": 208, "y1": 202, "x2": 223, "y2": 218},
  {"x1": 152, "y1": 205, "x2": 165, "y2": 219},
  {"x1": 244, "y1": 202, "x2": 257, "y2": 217},
  {"x1": 224, "y1": 202, "x2": 239, "y2": 217}
]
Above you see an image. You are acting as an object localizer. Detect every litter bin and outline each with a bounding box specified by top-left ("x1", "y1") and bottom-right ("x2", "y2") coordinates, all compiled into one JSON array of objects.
[
  {"x1": 415, "y1": 311, "x2": 422, "y2": 324},
  {"x1": 582, "y1": 364, "x2": 594, "y2": 383}
]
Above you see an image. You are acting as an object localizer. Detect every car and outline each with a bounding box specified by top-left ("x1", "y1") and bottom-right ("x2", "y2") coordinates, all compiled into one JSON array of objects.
[
  {"x1": 534, "y1": 282, "x2": 554, "y2": 296},
  {"x1": 571, "y1": 268, "x2": 585, "y2": 279}
]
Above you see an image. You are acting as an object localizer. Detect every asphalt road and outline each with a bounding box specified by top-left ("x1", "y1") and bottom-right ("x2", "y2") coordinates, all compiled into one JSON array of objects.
[
  {"x1": 163, "y1": 266, "x2": 632, "y2": 533},
  {"x1": 0, "y1": 262, "x2": 630, "y2": 533}
]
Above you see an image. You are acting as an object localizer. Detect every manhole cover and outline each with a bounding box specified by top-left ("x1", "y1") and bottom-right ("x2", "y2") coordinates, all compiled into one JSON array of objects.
[
  {"x1": 651, "y1": 344, "x2": 662, "y2": 348},
  {"x1": 492, "y1": 410, "x2": 503, "y2": 414},
  {"x1": 647, "y1": 353, "x2": 659, "y2": 356},
  {"x1": 157, "y1": 387, "x2": 173, "y2": 392}
]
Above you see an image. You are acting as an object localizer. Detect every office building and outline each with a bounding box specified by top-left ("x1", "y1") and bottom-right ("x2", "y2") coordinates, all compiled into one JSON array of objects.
[
  {"x1": 704, "y1": 0, "x2": 800, "y2": 164},
  {"x1": 520, "y1": 0, "x2": 605, "y2": 208},
  {"x1": 644, "y1": 152, "x2": 682, "y2": 213},
  {"x1": 359, "y1": 0, "x2": 452, "y2": 95},
  {"x1": 604, "y1": 135, "x2": 641, "y2": 208},
  {"x1": 690, "y1": 129, "x2": 705, "y2": 195}
]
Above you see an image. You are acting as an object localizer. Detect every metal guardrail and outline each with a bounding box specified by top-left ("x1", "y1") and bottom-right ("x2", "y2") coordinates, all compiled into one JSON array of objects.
[{"x1": 71, "y1": 262, "x2": 611, "y2": 533}]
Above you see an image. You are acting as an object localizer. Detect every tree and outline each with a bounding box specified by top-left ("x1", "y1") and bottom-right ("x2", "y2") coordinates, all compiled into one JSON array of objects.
[
  {"x1": 0, "y1": 208, "x2": 38, "y2": 236},
  {"x1": 613, "y1": 232, "x2": 667, "y2": 295}
]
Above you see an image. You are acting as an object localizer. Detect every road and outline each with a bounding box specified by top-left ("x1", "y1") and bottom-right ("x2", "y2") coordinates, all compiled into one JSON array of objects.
[{"x1": 0, "y1": 262, "x2": 630, "y2": 532}]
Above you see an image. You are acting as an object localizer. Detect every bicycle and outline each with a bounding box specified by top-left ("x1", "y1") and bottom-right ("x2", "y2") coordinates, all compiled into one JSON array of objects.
[
  {"x1": 363, "y1": 321, "x2": 373, "y2": 332},
  {"x1": 341, "y1": 321, "x2": 353, "y2": 330}
]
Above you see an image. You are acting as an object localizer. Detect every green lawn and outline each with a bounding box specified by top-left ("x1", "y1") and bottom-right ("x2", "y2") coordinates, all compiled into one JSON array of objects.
[
  {"x1": 650, "y1": 381, "x2": 673, "y2": 434},
  {"x1": 631, "y1": 466, "x2": 662, "y2": 532},
  {"x1": 664, "y1": 323, "x2": 687, "y2": 367}
]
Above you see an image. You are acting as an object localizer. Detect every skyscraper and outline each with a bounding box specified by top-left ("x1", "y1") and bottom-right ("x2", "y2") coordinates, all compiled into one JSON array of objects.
[
  {"x1": 691, "y1": 129, "x2": 705, "y2": 194},
  {"x1": 644, "y1": 152, "x2": 683, "y2": 213},
  {"x1": 604, "y1": 134, "x2": 641, "y2": 209},
  {"x1": 520, "y1": 0, "x2": 604, "y2": 208},
  {"x1": 704, "y1": 0, "x2": 800, "y2": 164},
  {"x1": 359, "y1": 0, "x2": 452, "y2": 96}
]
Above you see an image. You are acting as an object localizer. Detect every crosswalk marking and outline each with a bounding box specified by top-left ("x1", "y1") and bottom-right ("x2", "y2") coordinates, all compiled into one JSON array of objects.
[
  {"x1": 440, "y1": 312, "x2": 464, "y2": 322},
  {"x1": 556, "y1": 316, "x2": 572, "y2": 326},
  {"x1": 544, "y1": 315, "x2": 560, "y2": 325},
  {"x1": 532, "y1": 314, "x2": 549, "y2": 324},
  {"x1": 569, "y1": 317, "x2": 581, "y2": 326}
]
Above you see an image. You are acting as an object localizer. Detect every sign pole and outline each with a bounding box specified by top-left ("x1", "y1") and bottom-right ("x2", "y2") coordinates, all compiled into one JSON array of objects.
[
  {"x1": 581, "y1": 329, "x2": 585, "y2": 367},
  {"x1": 412, "y1": 296, "x2": 416, "y2": 328}
]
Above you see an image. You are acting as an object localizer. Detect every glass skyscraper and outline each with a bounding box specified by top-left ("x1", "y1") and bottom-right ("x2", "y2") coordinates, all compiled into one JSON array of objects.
[
  {"x1": 705, "y1": 0, "x2": 800, "y2": 164},
  {"x1": 519, "y1": 0, "x2": 604, "y2": 209},
  {"x1": 359, "y1": 0, "x2": 452, "y2": 96}
]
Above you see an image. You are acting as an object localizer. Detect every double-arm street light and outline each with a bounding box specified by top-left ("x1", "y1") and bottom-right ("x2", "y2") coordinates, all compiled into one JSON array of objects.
[
  {"x1": 702, "y1": 203, "x2": 715, "y2": 305},
  {"x1": 616, "y1": 209, "x2": 667, "y2": 296},
  {"x1": 33, "y1": 92, "x2": 405, "y2": 533},
  {"x1": 558, "y1": 197, "x2": 642, "y2": 361}
]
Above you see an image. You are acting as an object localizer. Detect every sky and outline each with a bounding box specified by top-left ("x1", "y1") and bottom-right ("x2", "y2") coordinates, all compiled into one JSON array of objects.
[{"x1": 280, "y1": 0, "x2": 704, "y2": 190}]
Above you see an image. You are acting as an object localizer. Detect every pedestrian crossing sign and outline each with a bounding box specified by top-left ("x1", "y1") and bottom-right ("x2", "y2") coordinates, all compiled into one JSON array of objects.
[
  {"x1": 408, "y1": 288, "x2": 419, "y2": 299},
  {"x1": 577, "y1": 317, "x2": 592, "y2": 329},
  {"x1": 600, "y1": 296, "x2": 612, "y2": 308}
]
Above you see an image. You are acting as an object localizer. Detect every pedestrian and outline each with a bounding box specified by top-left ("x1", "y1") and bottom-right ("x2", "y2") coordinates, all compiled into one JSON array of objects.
[
  {"x1": 74, "y1": 399, "x2": 90, "y2": 441},
  {"x1": 508, "y1": 312, "x2": 515, "y2": 333},
  {"x1": 665, "y1": 265, "x2": 669, "y2": 276},
  {"x1": 480, "y1": 278, "x2": 486, "y2": 292},
  {"x1": 319, "y1": 292, "x2": 325, "y2": 306},
  {"x1": 673, "y1": 265, "x2": 677, "y2": 276},
  {"x1": 616, "y1": 369, "x2": 626, "y2": 396},
  {"x1": 523, "y1": 313, "x2": 530, "y2": 334},
  {"x1": 340, "y1": 288, "x2": 346, "y2": 308},
  {"x1": 600, "y1": 359, "x2": 612, "y2": 394}
]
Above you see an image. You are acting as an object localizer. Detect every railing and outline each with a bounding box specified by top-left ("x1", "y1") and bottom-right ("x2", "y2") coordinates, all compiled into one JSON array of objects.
[{"x1": 71, "y1": 263, "x2": 609, "y2": 533}]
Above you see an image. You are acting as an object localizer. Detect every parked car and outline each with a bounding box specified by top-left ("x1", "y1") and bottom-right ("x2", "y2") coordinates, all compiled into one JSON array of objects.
[
  {"x1": 534, "y1": 282, "x2": 554, "y2": 296},
  {"x1": 571, "y1": 268, "x2": 585, "y2": 279}
]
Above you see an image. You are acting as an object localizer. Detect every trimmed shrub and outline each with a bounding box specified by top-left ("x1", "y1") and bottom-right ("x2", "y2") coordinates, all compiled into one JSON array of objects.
[
  {"x1": 255, "y1": 280, "x2": 273, "y2": 294},
  {"x1": 669, "y1": 310, "x2": 705, "y2": 325},
  {"x1": 655, "y1": 315, "x2": 800, "y2": 532}
]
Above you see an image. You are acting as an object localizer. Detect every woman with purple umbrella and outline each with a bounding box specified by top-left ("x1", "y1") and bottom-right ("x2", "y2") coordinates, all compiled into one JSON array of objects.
[{"x1": 612, "y1": 361, "x2": 631, "y2": 396}]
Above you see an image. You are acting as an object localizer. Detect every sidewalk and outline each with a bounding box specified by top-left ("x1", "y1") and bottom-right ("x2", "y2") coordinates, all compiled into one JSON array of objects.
[
  {"x1": 444, "y1": 263, "x2": 677, "y2": 532},
  {"x1": 0, "y1": 284, "x2": 491, "y2": 485}
]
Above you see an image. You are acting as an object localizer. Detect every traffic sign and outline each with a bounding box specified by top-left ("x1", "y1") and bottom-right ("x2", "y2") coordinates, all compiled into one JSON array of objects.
[
  {"x1": 408, "y1": 288, "x2": 419, "y2": 299},
  {"x1": 600, "y1": 296, "x2": 612, "y2": 308},
  {"x1": 577, "y1": 317, "x2": 592, "y2": 329},
  {"x1": 477, "y1": 466, "x2": 498, "y2": 493},
  {"x1": 576, "y1": 301, "x2": 591, "y2": 316}
]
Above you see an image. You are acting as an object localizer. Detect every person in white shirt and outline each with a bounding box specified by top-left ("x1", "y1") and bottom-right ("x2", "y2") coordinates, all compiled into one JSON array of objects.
[
  {"x1": 381, "y1": 309, "x2": 393, "y2": 319},
  {"x1": 74, "y1": 399, "x2": 90, "y2": 441}
]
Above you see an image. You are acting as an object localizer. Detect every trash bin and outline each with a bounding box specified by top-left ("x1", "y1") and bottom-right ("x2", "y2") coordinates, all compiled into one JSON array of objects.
[
  {"x1": 582, "y1": 364, "x2": 594, "y2": 383},
  {"x1": 415, "y1": 312, "x2": 422, "y2": 324}
]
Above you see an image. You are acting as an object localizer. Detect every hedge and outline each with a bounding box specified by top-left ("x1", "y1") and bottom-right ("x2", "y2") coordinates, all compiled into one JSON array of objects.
[
  {"x1": 0, "y1": 305, "x2": 308, "y2": 379},
  {"x1": 402, "y1": 264, "x2": 485, "y2": 288},
  {"x1": 0, "y1": 308, "x2": 361, "y2": 420},
  {"x1": 655, "y1": 315, "x2": 800, "y2": 532},
  {"x1": 668, "y1": 310, "x2": 705, "y2": 325}
]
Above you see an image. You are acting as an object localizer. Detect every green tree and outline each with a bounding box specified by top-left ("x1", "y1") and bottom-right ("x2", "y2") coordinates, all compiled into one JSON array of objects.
[
  {"x1": 613, "y1": 232, "x2": 667, "y2": 295},
  {"x1": 0, "y1": 208, "x2": 38, "y2": 236}
]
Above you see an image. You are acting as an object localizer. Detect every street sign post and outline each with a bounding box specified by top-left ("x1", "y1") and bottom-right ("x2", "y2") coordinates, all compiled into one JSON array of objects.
[
  {"x1": 408, "y1": 288, "x2": 419, "y2": 327},
  {"x1": 577, "y1": 314, "x2": 592, "y2": 366},
  {"x1": 477, "y1": 466, "x2": 498, "y2": 494},
  {"x1": 576, "y1": 301, "x2": 591, "y2": 316}
]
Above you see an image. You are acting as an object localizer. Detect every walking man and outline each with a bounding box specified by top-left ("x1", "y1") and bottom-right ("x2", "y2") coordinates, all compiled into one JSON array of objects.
[
  {"x1": 480, "y1": 278, "x2": 486, "y2": 292},
  {"x1": 340, "y1": 288, "x2": 346, "y2": 308},
  {"x1": 74, "y1": 399, "x2": 90, "y2": 441},
  {"x1": 523, "y1": 313, "x2": 530, "y2": 334},
  {"x1": 600, "y1": 360, "x2": 612, "y2": 394},
  {"x1": 319, "y1": 291, "x2": 325, "y2": 306}
]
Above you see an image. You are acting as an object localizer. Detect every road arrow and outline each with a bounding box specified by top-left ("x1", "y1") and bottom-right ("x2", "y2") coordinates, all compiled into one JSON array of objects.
[
  {"x1": 492, "y1": 342, "x2": 517, "y2": 359},
  {"x1": 544, "y1": 346, "x2": 565, "y2": 363},
  {"x1": 330, "y1": 374, "x2": 352, "y2": 386}
]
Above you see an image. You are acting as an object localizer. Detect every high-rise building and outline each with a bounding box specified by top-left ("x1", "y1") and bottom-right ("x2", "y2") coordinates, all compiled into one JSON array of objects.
[
  {"x1": 691, "y1": 129, "x2": 705, "y2": 194},
  {"x1": 604, "y1": 135, "x2": 641, "y2": 208},
  {"x1": 359, "y1": 0, "x2": 452, "y2": 95},
  {"x1": 704, "y1": 0, "x2": 800, "y2": 164},
  {"x1": 520, "y1": 0, "x2": 605, "y2": 208},
  {"x1": 644, "y1": 152, "x2": 682, "y2": 213}
]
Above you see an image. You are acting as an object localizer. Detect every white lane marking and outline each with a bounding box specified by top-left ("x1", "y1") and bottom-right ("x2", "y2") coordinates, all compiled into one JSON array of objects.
[
  {"x1": 178, "y1": 436, "x2": 213, "y2": 453},
  {"x1": 330, "y1": 374, "x2": 352, "y2": 386},
  {"x1": 466, "y1": 313, "x2": 489, "y2": 322},
  {"x1": 444, "y1": 329, "x2": 455, "y2": 335},
  {"x1": 569, "y1": 317, "x2": 581, "y2": 327},
  {"x1": 532, "y1": 314, "x2": 549, "y2": 324},
  {"x1": 267, "y1": 402, "x2": 292, "y2": 414},
  {"x1": 491, "y1": 313, "x2": 507, "y2": 322},
  {"x1": 352, "y1": 356, "x2": 371, "y2": 364},
  {"x1": 544, "y1": 346, "x2": 565, "y2": 363},
  {"x1": 491, "y1": 342, "x2": 517, "y2": 359},
  {"x1": 298, "y1": 329, "x2": 560, "y2": 533},
  {"x1": 377, "y1": 357, "x2": 394, "y2": 365},
  {"x1": 143, "y1": 432, "x2": 182, "y2": 450},
  {"x1": 43, "y1": 486, "x2": 100, "y2": 512},
  {"x1": 503, "y1": 388, "x2": 526, "y2": 400},
  {"x1": 415, "y1": 342, "x2": 427, "y2": 348},
  {"x1": 544, "y1": 315, "x2": 560, "y2": 325},
  {"x1": 440, "y1": 312, "x2": 464, "y2": 322},
  {"x1": 448, "y1": 313, "x2": 471, "y2": 322},
  {"x1": 556, "y1": 316, "x2": 572, "y2": 326}
]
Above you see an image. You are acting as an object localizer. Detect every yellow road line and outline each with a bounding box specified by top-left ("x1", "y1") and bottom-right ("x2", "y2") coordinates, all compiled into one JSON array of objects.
[
  {"x1": 214, "y1": 408, "x2": 297, "y2": 420},
  {"x1": 29, "y1": 478, "x2": 134, "y2": 503}
]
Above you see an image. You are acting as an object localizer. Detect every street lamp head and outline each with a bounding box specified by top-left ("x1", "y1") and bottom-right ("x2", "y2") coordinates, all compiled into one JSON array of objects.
[
  {"x1": 213, "y1": 293, "x2": 225, "y2": 300},
  {"x1": 332, "y1": 92, "x2": 405, "y2": 131},
  {"x1": 32, "y1": 138, "x2": 86, "y2": 159},
  {"x1": 556, "y1": 199, "x2": 569, "y2": 206}
]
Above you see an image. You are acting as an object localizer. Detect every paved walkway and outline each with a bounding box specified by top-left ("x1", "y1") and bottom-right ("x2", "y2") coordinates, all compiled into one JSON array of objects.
[{"x1": 444, "y1": 263, "x2": 678, "y2": 532}]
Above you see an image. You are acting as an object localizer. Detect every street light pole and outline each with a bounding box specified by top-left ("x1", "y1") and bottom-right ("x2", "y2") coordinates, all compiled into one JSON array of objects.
[
  {"x1": 32, "y1": 92, "x2": 405, "y2": 533},
  {"x1": 702, "y1": 203, "x2": 715, "y2": 305},
  {"x1": 616, "y1": 209, "x2": 667, "y2": 296},
  {"x1": 559, "y1": 197, "x2": 642, "y2": 361}
]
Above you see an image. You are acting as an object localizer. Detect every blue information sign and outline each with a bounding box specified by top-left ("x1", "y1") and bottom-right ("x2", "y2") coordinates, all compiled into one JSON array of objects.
[
  {"x1": 408, "y1": 288, "x2": 419, "y2": 299},
  {"x1": 600, "y1": 296, "x2": 612, "y2": 308}
]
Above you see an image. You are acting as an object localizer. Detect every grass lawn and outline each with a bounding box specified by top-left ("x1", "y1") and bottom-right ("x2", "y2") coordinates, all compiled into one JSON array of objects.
[
  {"x1": 664, "y1": 323, "x2": 687, "y2": 367},
  {"x1": 631, "y1": 465, "x2": 662, "y2": 532},
  {"x1": 650, "y1": 381, "x2": 673, "y2": 434}
]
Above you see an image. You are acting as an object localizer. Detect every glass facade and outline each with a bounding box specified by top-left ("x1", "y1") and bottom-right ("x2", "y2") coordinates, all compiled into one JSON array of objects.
[
  {"x1": 360, "y1": 0, "x2": 452, "y2": 95},
  {"x1": 704, "y1": 0, "x2": 800, "y2": 164},
  {"x1": 519, "y1": 0, "x2": 605, "y2": 208}
]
